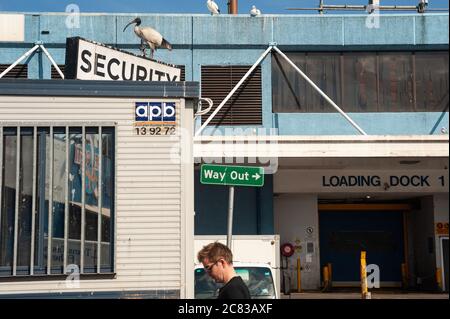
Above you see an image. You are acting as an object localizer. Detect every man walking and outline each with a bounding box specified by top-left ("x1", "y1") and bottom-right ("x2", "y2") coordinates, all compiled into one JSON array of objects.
[{"x1": 197, "y1": 242, "x2": 251, "y2": 299}]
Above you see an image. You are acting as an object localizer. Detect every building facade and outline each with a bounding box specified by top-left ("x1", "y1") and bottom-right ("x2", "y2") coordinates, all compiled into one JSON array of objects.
[{"x1": 0, "y1": 12, "x2": 448, "y2": 295}]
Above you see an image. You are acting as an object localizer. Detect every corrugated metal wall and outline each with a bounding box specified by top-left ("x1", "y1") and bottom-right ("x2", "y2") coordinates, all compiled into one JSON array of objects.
[{"x1": 0, "y1": 96, "x2": 191, "y2": 296}]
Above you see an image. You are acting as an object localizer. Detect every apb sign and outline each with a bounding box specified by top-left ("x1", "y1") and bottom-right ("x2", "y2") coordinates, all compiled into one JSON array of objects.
[
  {"x1": 64, "y1": 37, "x2": 181, "y2": 82},
  {"x1": 200, "y1": 164, "x2": 264, "y2": 187},
  {"x1": 135, "y1": 102, "x2": 176, "y2": 125}
]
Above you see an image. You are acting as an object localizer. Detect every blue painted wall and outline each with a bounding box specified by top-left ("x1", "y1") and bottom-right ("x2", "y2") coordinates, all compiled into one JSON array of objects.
[
  {"x1": 0, "y1": 13, "x2": 448, "y2": 136},
  {"x1": 194, "y1": 170, "x2": 274, "y2": 235}
]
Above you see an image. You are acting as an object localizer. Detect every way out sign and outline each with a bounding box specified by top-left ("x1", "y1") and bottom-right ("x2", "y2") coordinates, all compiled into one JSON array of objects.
[{"x1": 200, "y1": 164, "x2": 264, "y2": 187}]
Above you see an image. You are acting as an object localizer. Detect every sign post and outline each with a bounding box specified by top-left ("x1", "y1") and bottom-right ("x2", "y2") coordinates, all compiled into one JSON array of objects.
[{"x1": 200, "y1": 164, "x2": 265, "y2": 248}]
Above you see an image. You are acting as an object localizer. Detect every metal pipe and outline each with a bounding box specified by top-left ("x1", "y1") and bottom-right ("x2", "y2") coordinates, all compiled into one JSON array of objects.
[
  {"x1": 195, "y1": 46, "x2": 273, "y2": 136},
  {"x1": 47, "y1": 126, "x2": 53, "y2": 275},
  {"x1": 81, "y1": 126, "x2": 86, "y2": 273},
  {"x1": 228, "y1": 0, "x2": 238, "y2": 14},
  {"x1": 272, "y1": 46, "x2": 368, "y2": 135},
  {"x1": 0, "y1": 45, "x2": 39, "y2": 79},
  {"x1": 64, "y1": 126, "x2": 69, "y2": 273},
  {"x1": 226, "y1": 186, "x2": 234, "y2": 249},
  {"x1": 30, "y1": 127, "x2": 37, "y2": 275},
  {"x1": 13, "y1": 127, "x2": 20, "y2": 276},
  {"x1": 0, "y1": 127, "x2": 3, "y2": 251},
  {"x1": 97, "y1": 126, "x2": 102, "y2": 273},
  {"x1": 39, "y1": 45, "x2": 64, "y2": 79}
]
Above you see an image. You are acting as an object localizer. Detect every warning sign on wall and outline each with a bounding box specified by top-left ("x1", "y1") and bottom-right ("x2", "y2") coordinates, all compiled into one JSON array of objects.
[{"x1": 436, "y1": 222, "x2": 449, "y2": 235}]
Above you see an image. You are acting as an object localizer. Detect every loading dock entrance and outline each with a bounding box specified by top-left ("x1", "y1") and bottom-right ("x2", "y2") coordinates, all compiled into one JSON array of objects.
[{"x1": 319, "y1": 203, "x2": 410, "y2": 286}]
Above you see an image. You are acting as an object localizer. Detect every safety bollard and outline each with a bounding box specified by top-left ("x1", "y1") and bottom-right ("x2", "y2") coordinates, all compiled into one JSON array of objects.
[
  {"x1": 361, "y1": 251, "x2": 370, "y2": 299},
  {"x1": 436, "y1": 268, "x2": 443, "y2": 291},
  {"x1": 401, "y1": 263, "x2": 408, "y2": 289},
  {"x1": 327, "y1": 263, "x2": 333, "y2": 289},
  {"x1": 297, "y1": 257, "x2": 302, "y2": 292},
  {"x1": 322, "y1": 265, "x2": 330, "y2": 291}
]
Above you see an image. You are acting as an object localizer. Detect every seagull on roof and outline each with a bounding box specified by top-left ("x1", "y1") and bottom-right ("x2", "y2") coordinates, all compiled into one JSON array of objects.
[
  {"x1": 123, "y1": 17, "x2": 172, "y2": 59},
  {"x1": 250, "y1": 5, "x2": 261, "y2": 17},
  {"x1": 207, "y1": 0, "x2": 220, "y2": 15}
]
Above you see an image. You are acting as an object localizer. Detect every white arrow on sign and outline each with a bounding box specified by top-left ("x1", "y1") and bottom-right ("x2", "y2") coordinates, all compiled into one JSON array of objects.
[{"x1": 252, "y1": 173, "x2": 261, "y2": 181}]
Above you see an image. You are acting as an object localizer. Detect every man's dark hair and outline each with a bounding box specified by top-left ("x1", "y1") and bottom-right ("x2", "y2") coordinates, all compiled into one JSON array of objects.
[{"x1": 197, "y1": 242, "x2": 233, "y2": 264}]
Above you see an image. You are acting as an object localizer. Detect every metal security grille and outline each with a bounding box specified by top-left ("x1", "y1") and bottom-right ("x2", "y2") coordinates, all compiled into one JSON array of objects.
[
  {"x1": 51, "y1": 65, "x2": 65, "y2": 79},
  {"x1": 0, "y1": 124, "x2": 115, "y2": 277},
  {"x1": 201, "y1": 65, "x2": 262, "y2": 126},
  {"x1": 0, "y1": 64, "x2": 27, "y2": 78}
]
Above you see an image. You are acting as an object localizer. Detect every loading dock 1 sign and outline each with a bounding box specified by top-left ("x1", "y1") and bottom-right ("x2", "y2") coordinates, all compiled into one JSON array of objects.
[{"x1": 200, "y1": 164, "x2": 264, "y2": 187}]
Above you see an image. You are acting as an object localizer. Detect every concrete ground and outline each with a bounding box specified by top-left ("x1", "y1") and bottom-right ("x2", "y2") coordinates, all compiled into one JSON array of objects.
[{"x1": 281, "y1": 290, "x2": 449, "y2": 299}]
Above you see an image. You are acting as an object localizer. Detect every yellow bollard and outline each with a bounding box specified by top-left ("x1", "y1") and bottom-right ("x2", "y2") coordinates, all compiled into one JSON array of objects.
[
  {"x1": 436, "y1": 268, "x2": 443, "y2": 291},
  {"x1": 401, "y1": 263, "x2": 408, "y2": 289},
  {"x1": 297, "y1": 257, "x2": 302, "y2": 292},
  {"x1": 322, "y1": 265, "x2": 330, "y2": 291},
  {"x1": 327, "y1": 263, "x2": 333, "y2": 289},
  {"x1": 361, "y1": 251, "x2": 370, "y2": 299}
]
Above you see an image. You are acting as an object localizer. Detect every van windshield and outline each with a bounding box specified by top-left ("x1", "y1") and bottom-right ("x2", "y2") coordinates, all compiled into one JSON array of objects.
[{"x1": 195, "y1": 266, "x2": 276, "y2": 299}]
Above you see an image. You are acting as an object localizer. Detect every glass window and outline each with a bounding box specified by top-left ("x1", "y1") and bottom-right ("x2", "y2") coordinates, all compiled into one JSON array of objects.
[
  {"x1": 0, "y1": 128, "x2": 17, "y2": 276},
  {"x1": 17, "y1": 128, "x2": 33, "y2": 275},
  {"x1": 195, "y1": 266, "x2": 276, "y2": 299},
  {"x1": 343, "y1": 53, "x2": 378, "y2": 112},
  {"x1": 305, "y1": 53, "x2": 342, "y2": 113},
  {"x1": 379, "y1": 53, "x2": 414, "y2": 112},
  {"x1": 415, "y1": 52, "x2": 449, "y2": 112},
  {"x1": 272, "y1": 50, "x2": 448, "y2": 113},
  {"x1": 0, "y1": 125, "x2": 115, "y2": 277}
]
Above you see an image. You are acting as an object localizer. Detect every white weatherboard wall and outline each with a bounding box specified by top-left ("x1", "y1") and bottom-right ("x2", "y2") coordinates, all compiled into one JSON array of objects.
[
  {"x1": 274, "y1": 194, "x2": 320, "y2": 290},
  {"x1": 0, "y1": 96, "x2": 194, "y2": 297}
]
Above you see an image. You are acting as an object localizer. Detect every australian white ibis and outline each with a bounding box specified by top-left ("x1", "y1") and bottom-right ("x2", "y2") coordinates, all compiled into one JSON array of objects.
[
  {"x1": 207, "y1": 0, "x2": 220, "y2": 15},
  {"x1": 250, "y1": 5, "x2": 261, "y2": 16},
  {"x1": 123, "y1": 17, "x2": 172, "y2": 59}
]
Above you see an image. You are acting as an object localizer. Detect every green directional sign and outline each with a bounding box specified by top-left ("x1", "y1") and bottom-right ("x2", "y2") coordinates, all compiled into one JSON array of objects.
[{"x1": 200, "y1": 164, "x2": 264, "y2": 187}]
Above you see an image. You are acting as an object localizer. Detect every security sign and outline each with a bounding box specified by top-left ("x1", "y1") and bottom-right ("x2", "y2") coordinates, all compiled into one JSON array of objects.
[{"x1": 134, "y1": 101, "x2": 177, "y2": 136}]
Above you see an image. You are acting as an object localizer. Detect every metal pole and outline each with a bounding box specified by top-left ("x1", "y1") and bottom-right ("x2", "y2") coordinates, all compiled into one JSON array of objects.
[
  {"x1": 39, "y1": 45, "x2": 64, "y2": 79},
  {"x1": 13, "y1": 127, "x2": 20, "y2": 276},
  {"x1": 272, "y1": 46, "x2": 368, "y2": 135},
  {"x1": 0, "y1": 45, "x2": 39, "y2": 79},
  {"x1": 228, "y1": 0, "x2": 238, "y2": 14},
  {"x1": 226, "y1": 186, "x2": 234, "y2": 249},
  {"x1": 30, "y1": 127, "x2": 37, "y2": 275},
  {"x1": 195, "y1": 46, "x2": 273, "y2": 136}
]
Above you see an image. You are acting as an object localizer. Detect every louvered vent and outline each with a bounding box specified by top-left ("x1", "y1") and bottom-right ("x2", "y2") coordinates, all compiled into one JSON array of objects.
[
  {"x1": 0, "y1": 64, "x2": 27, "y2": 78},
  {"x1": 201, "y1": 65, "x2": 262, "y2": 126},
  {"x1": 176, "y1": 65, "x2": 186, "y2": 81},
  {"x1": 51, "y1": 65, "x2": 65, "y2": 79}
]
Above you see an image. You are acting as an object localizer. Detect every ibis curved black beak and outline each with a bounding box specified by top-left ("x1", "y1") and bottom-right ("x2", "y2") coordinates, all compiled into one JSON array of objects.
[{"x1": 123, "y1": 18, "x2": 138, "y2": 32}]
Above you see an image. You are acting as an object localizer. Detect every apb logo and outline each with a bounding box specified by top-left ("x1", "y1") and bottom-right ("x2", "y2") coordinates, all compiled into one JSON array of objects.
[{"x1": 135, "y1": 102, "x2": 176, "y2": 124}]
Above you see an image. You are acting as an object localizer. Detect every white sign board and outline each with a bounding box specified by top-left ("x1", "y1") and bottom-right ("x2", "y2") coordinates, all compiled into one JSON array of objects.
[
  {"x1": 275, "y1": 169, "x2": 449, "y2": 193},
  {"x1": 65, "y1": 37, "x2": 181, "y2": 82}
]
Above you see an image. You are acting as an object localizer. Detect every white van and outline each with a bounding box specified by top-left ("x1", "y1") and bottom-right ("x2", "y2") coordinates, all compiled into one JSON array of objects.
[{"x1": 194, "y1": 262, "x2": 279, "y2": 299}]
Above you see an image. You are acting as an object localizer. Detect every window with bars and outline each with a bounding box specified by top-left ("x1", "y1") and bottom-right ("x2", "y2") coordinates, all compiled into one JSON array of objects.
[
  {"x1": 272, "y1": 51, "x2": 449, "y2": 113},
  {"x1": 201, "y1": 65, "x2": 262, "y2": 126},
  {"x1": 0, "y1": 64, "x2": 28, "y2": 78},
  {"x1": 0, "y1": 125, "x2": 115, "y2": 277}
]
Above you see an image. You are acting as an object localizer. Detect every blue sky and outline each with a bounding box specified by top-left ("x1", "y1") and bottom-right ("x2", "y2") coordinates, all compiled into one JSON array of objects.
[{"x1": 0, "y1": 0, "x2": 447, "y2": 14}]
